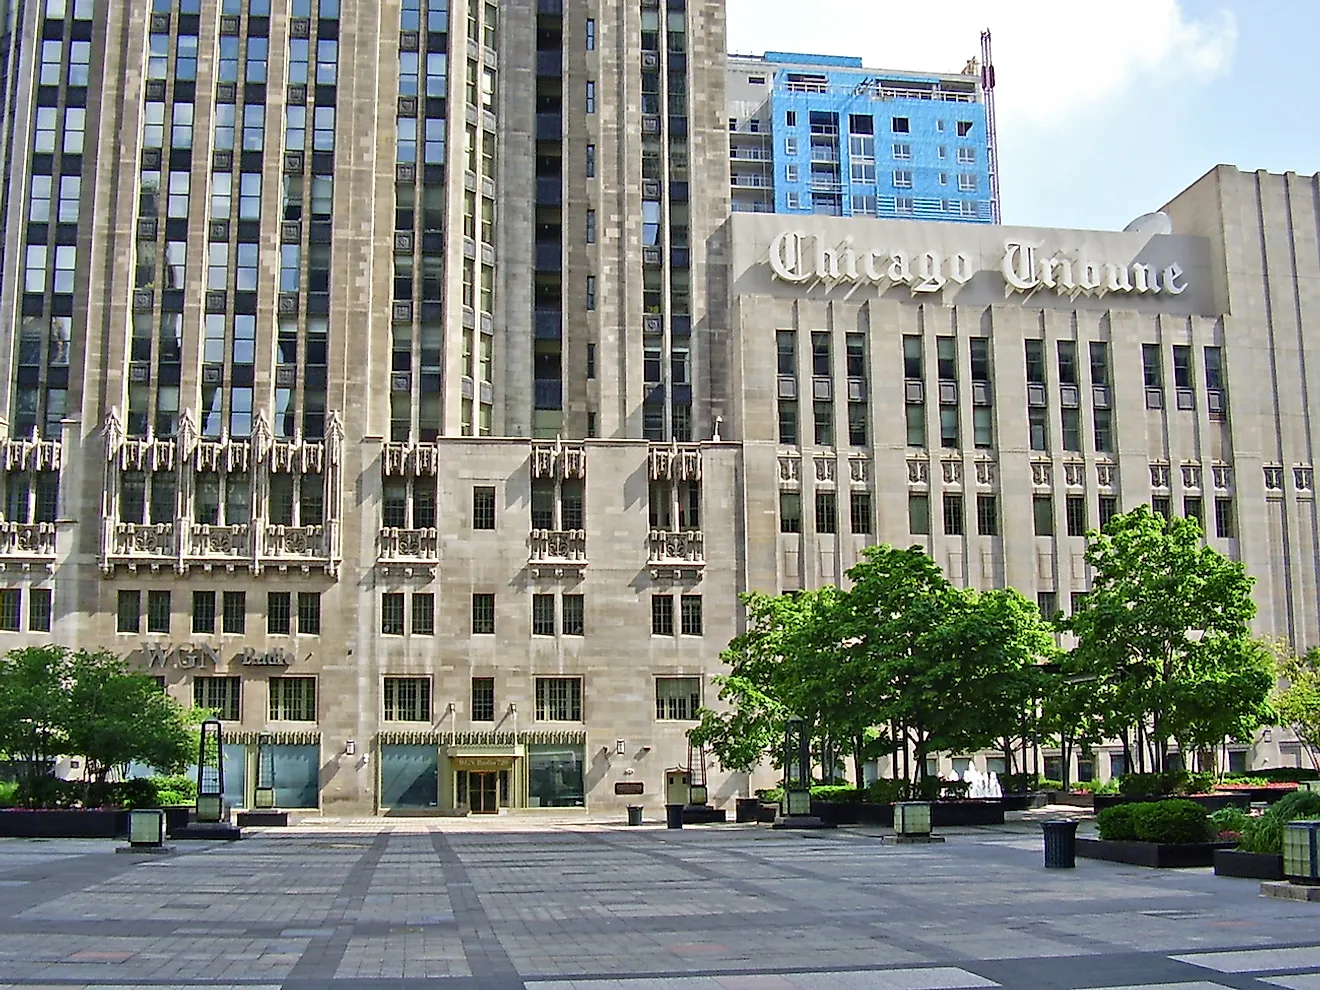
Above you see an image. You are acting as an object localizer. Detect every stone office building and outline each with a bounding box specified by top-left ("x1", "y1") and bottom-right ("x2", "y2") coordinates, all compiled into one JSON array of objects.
[{"x1": 0, "y1": 0, "x2": 1316, "y2": 815}]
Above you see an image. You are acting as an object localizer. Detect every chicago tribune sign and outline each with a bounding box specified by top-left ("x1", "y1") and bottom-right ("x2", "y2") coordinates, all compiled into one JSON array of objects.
[
  {"x1": 765, "y1": 231, "x2": 1189, "y2": 298},
  {"x1": 136, "y1": 643, "x2": 298, "y2": 669}
]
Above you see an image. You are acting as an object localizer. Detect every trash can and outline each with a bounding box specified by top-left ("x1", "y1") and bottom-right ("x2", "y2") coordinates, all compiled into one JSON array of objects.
[
  {"x1": 1042, "y1": 819, "x2": 1078, "y2": 869},
  {"x1": 665, "y1": 803, "x2": 684, "y2": 829},
  {"x1": 627, "y1": 805, "x2": 643, "y2": 826}
]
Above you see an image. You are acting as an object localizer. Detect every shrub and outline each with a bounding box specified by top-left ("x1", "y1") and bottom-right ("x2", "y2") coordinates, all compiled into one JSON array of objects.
[
  {"x1": 1133, "y1": 799, "x2": 1211, "y2": 844},
  {"x1": 0, "y1": 780, "x2": 16, "y2": 808},
  {"x1": 862, "y1": 778, "x2": 906, "y2": 804},
  {"x1": 1236, "y1": 791, "x2": 1320, "y2": 855},
  {"x1": 1243, "y1": 767, "x2": 1320, "y2": 783},
  {"x1": 152, "y1": 774, "x2": 196, "y2": 806},
  {"x1": 1096, "y1": 804, "x2": 1141, "y2": 841},
  {"x1": 1209, "y1": 806, "x2": 1252, "y2": 838},
  {"x1": 999, "y1": 772, "x2": 1039, "y2": 794},
  {"x1": 810, "y1": 785, "x2": 860, "y2": 803},
  {"x1": 755, "y1": 787, "x2": 783, "y2": 803},
  {"x1": 1075, "y1": 778, "x2": 1119, "y2": 795}
]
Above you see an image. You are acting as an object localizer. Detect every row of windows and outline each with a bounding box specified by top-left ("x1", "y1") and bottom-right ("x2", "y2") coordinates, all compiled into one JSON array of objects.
[
  {"x1": 0, "y1": 588, "x2": 53, "y2": 633},
  {"x1": 425, "y1": 592, "x2": 704, "y2": 638},
  {"x1": 192, "y1": 673, "x2": 700, "y2": 724},
  {"x1": 117, "y1": 589, "x2": 321, "y2": 635}
]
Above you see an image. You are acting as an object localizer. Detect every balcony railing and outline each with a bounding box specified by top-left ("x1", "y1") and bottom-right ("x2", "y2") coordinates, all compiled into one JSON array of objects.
[
  {"x1": 379, "y1": 527, "x2": 440, "y2": 562},
  {"x1": 189, "y1": 524, "x2": 252, "y2": 559},
  {"x1": 0, "y1": 521, "x2": 58, "y2": 559},
  {"x1": 530, "y1": 529, "x2": 587, "y2": 567},
  {"x1": 262, "y1": 524, "x2": 329, "y2": 560},
  {"x1": 649, "y1": 529, "x2": 704, "y2": 567},
  {"x1": 111, "y1": 522, "x2": 176, "y2": 560}
]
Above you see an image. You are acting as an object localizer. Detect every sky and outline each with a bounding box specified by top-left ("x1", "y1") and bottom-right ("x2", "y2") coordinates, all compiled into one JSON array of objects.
[{"x1": 726, "y1": 0, "x2": 1320, "y2": 231}]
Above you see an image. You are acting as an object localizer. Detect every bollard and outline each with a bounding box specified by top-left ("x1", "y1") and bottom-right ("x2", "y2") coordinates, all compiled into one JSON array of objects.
[{"x1": 1042, "y1": 819, "x2": 1078, "y2": 869}]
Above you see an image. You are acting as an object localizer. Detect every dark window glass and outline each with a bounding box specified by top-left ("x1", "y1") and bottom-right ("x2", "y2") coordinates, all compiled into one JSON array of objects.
[
  {"x1": 473, "y1": 486, "x2": 496, "y2": 529},
  {"x1": 680, "y1": 594, "x2": 702, "y2": 636},
  {"x1": 778, "y1": 401, "x2": 798, "y2": 445},
  {"x1": 815, "y1": 491, "x2": 837, "y2": 534},
  {"x1": 1033, "y1": 495, "x2": 1054, "y2": 536},
  {"x1": 381, "y1": 592, "x2": 405, "y2": 635},
  {"x1": 222, "y1": 590, "x2": 246, "y2": 634},
  {"x1": 118, "y1": 589, "x2": 141, "y2": 633},
  {"x1": 471, "y1": 677, "x2": 495, "y2": 721},
  {"x1": 1066, "y1": 495, "x2": 1087, "y2": 537},
  {"x1": 268, "y1": 591, "x2": 291, "y2": 634},
  {"x1": 779, "y1": 491, "x2": 801, "y2": 533},
  {"x1": 977, "y1": 494, "x2": 998, "y2": 536},
  {"x1": 850, "y1": 491, "x2": 872, "y2": 534},
  {"x1": 1215, "y1": 497, "x2": 1235, "y2": 539},
  {"x1": 472, "y1": 592, "x2": 495, "y2": 634},
  {"x1": 298, "y1": 592, "x2": 321, "y2": 634},
  {"x1": 29, "y1": 588, "x2": 52, "y2": 632},
  {"x1": 970, "y1": 338, "x2": 990, "y2": 381},
  {"x1": 1057, "y1": 341, "x2": 1077, "y2": 384},
  {"x1": 942, "y1": 493, "x2": 963, "y2": 536},
  {"x1": 909, "y1": 493, "x2": 930, "y2": 535},
  {"x1": 903, "y1": 335, "x2": 922, "y2": 378},
  {"x1": 411, "y1": 592, "x2": 434, "y2": 635},
  {"x1": 532, "y1": 593, "x2": 556, "y2": 635},
  {"x1": 1099, "y1": 495, "x2": 1118, "y2": 530},
  {"x1": 811, "y1": 331, "x2": 830, "y2": 376},
  {"x1": 1142, "y1": 343, "x2": 1162, "y2": 388},
  {"x1": 1025, "y1": 340, "x2": 1046, "y2": 384},
  {"x1": 192, "y1": 590, "x2": 215, "y2": 634},
  {"x1": 562, "y1": 593, "x2": 584, "y2": 635},
  {"x1": 651, "y1": 593, "x2": 674, "y2": 635}
]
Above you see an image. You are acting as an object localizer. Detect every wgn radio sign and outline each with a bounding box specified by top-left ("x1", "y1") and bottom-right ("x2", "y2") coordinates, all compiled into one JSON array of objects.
[{"x1": 132, "y1": 643, "x2": 301, "y2": 670}]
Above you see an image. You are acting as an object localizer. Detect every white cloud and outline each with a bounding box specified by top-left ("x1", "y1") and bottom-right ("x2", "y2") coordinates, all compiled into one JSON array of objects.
[{"x1": 726, "y1": 0, "x2": 1237, "y2": 127}]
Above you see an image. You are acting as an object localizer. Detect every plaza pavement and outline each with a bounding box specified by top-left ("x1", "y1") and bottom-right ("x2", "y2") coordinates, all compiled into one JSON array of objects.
[{"x1": 0, "y1": 809, "x2": 1318, "y2": 990}]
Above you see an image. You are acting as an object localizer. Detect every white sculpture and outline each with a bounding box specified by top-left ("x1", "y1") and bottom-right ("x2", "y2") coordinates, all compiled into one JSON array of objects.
[{"x1": 987, "y1": 771, "x2": 1003, "y2": 799}]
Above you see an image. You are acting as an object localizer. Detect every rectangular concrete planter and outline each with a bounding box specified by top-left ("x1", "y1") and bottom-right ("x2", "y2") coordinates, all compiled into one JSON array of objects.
[
  {"x1": 1047, "y1": 791, "x2": 1095, "y2": 808},
  {"x1": 931, "y1": 800, "x2": 1005, "y2": 827},
  {"x1": 0, "y1": 809, "x2": 128, "y2": 838},
  {"x1": 1076, "y1": 837, "x2": 1236, "y2": 868},
  {"x1": 1213, "y1": 848, "x2": 1285, "y2": 880}
]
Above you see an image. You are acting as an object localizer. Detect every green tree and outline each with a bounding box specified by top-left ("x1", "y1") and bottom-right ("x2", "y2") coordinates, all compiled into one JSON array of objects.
[
  {"x1": 63, "y1": 649, "x2": 200, "y2": 789},
  {"x1": 0, "y1": 646, "x2": 73, "y2": 805},
  {"x1": 1274, "y1": 643, "x2": 1320, "y2": 769},
  {"x1": 1066, "y1": 506, "x2": 1263, "y2": 773},
  {"x1": 840, "y1": 546, "x2": 1056, "y2": 782},
  {"x1": 1040, "y1": 651, "x2": 1109, "y2": 790}
]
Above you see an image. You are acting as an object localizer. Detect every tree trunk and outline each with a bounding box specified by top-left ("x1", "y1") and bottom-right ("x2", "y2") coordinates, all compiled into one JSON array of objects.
[
  {"x1": 1061, "y1": 734, "x2": 1073, "y2": 791},
  {"x1": 1121, "y1": 729, "x2": 1133, "y2": 776},
  {"x1": 853, "y1": 734, "x2": 865, "y2": 795}
]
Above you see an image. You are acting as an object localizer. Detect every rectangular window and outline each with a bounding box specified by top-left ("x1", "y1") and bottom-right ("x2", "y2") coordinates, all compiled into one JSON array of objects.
[
  {"x1": 906, "y1": 403, "x2": 926, "y2": 447},
  {"x1": 1153, "y1": 495, "x2": 1171, "y2": 520},
  {"x1": 585, "y1": 79, "x2": 596, "y2": 112},
  {"x1": 562, "y1": 593, "x2": 584, "y2": 635},
  {"x1": 936, "y1": 337, "x2": 957, "y2": 380},
  {"x1": 1037, "y1": 591, "x2": 1058, "y2": 620},
  {"x1": 815, "y1": 491, "x2": 837, "y2": 534},
  {"x1": 194, "y1": 676, "x2": 241, "y2": 721},
  {"x1": 779, "y1": 491, "x2": 801, "y2": 533},
  {"x1": 192, "y1": 590, "x2": 215, "y2": 634},
  {"x1": 472, "y1": 592, "x2": 495, "y2": 634},
  {"x1": 680, "y1": 594, "x2": 703, "y2": 636},
  {"x1": 1029, "y1": 407, "x2": 1048, "y2": 451},
  {"x1": 297, "y1": 592, "x2": 321, "y2": 635},
  {"x1": 813, "y1": 402, "x2": 833, "y2": 446},
  {"x1": 381, "y1": 592, "x2": 405, "y2": 635},
  {"x1": 656, "y1": 677, "x2": 701, "y2": 720},
  {"x1": 893, "y1": 169, "x2": 913, "y2": 188},
  {"x1": 411, "y1": 593, "x2": 435, "y2": 635},
  {"x1": 957, "y1": 173, "x2": 977, "y2": 192},
  {"x1": 1204, "y1": 346, "x2": 1224, "y2": 390},
  {"x1": 903, "y1": 335, "x2": 923, "y2": 379},
  {"x1": 532, "y1": 593, "x2": 556, "y2": 635},
  {"x1": 973, "y1": 406, "x2": 993, "y2": 449},
  {"x1": 848, "y1": 403, "x2": 867, "y2": 446},
  {"x1": 651, "y1": 594, "x2": 674, "y2": 635},
  {"x1": 222, "y1": 590, "x2": 246, "y2": 634},
  {"x1": 118, "y1": 589, "x2": 141, "y2": 633},
  {"x1": 1094, "y1": 408, "x2": 1113, "y2": 453},
  {"x1": 970, "y1": 338, "x2": 990, "y2": 381},
  {"x1": 1184, "y1": 496, "x2": 1203, "y2": 526},
  {"x1": 977, "y1": 494, "x2": 998, "y2": 536},
  {"x1": 850, "y1": 491, "x2": 873, "y2": 534},
  {"x1": 1061, "y1": 407, "x2": 1082, "y2": 452},
  {"x1": 535, "y1": 677, "x2": 582, "y2": 721},
  {"x1": 383, "y1": 676, "x2": 431, "y2": 721},
  {"x1": 268, "y1": 591, "x2": 291, "y2": 635},
  {"x1": 0, "y1": 589, "x2": 19, "y2": 632},
  {"x1": 1173, "y1": 344, "x2": 1193, "y2": 389},
  {"x1": 29, "y1": 588, "x2": 52, "y2": 632},
  {"x1": 269, "y1": 676, "x2": 316, "y2": 721},
  {"x1": 909, "y1": 493, "x2": 930, "y2": 535},
  {"x1": 1057, "y1": 341, "x2": 1078, "y2": 384},
  {"x1": 939, "y1": 405, "x2": 958, "y2": 448},
  {"x1": 1215, "y1": 497, "x2": 1235, "y2": 539},
  {"x1": 1033, "y1": 495, "x2": 1055, "y2": 536},
  {"x1": 1066, "y1": 495, "x2": 1087, "y2": 537},
  {"x1": 942, "y1": 493, "x2": 964, "y2": 536},
  {"x1": 778, "y1": 400, "x2": 798, "y2": 445},
  {"x1": 473, "y1": 486, "x2": 495, "y2": 529},
  {"x1": 1099, "y1": 495, "x2": 1118, "y2": 530},
  {"x1": 471, "y1": 677, "x2": 495, "y2": 721},
  {"x1": 891, "y1": 116, "x2": 909, "y2": 133},
  {"x1": 1025, "y1": 340, "x2": 1047, "y2": 384},
  {"x1": 1142, "y1": 343, "x2": 1163, "y2": 388}
]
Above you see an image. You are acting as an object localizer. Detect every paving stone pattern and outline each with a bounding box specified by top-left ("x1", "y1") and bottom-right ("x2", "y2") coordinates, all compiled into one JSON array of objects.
[{"x1": 0, "y1": 816, "x2": 1318, "y2": 990}]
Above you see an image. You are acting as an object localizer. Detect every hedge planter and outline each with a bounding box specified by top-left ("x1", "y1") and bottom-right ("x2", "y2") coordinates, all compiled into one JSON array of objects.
[
  {"x1": 1000, "y1": 793, "x2": 1048, "y2": 812},
  {"x1": 1047, "y1": 791, "x2": 1095, "y2": 809},
  {"x1": 1093, "y1": 793, "x2": 1250, "y2": 814},
  {"x1": 0, "y1": 809, "x2": 129, "y2": 838},
  {"x1": 1213, "y1": 785, "x2": 1298, "y2": 805},
  {"x1": 1213, "y1": 848, "x2": 1286, "y2": 881},
  {"x1": 1076, "y1": 837, "x2": 1236, "y2": 868}
]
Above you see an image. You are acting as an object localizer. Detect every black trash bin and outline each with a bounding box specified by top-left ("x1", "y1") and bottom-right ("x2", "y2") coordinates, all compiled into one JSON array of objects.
[
  {"x1": 1042, "y1": 819, "x2": 1078, "y2": 869},
  {"x1": 665, "y1": 803, "x2": 684, "y2": 829},
  {"x1": 627, "y1": 805, "x2": 643, "y2": 826}
]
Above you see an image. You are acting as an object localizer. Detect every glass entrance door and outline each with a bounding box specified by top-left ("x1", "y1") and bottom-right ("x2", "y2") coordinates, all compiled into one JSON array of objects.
[{"x1": 468, "y1": 771, "x2": 498, "y2": 814}]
